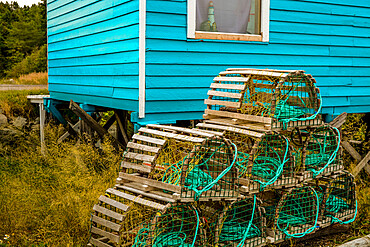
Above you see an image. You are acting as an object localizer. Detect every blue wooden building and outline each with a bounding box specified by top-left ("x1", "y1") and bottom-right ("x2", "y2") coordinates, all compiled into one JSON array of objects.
[{"x1": 47, "y1": 0, "x2": 370, "y2": 128}]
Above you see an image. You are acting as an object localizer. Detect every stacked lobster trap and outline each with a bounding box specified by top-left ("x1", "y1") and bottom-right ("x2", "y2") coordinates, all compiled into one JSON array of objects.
[{"x1": 88, "y1": 69, "x2": 357, "y2": 247}]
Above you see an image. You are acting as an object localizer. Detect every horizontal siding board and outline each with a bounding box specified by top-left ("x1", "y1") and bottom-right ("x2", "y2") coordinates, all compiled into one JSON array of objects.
[
  {"x1": 48, "y1": 0, "x2": 101, "y2": 20},
  {"x1": 48, "y1": 50, "x2": 139, "y2": 68},
  {"x1": 146, "y1": 100, "x2": 205, "y2": 113},
  {"x1": 146, "y1": 88, "x2": 208, "y2": 101},
  {"x1": 49, "y1": 92, "x2": 138, "y2": 112},
  {"x1": 298, "y1": 0, "x2": 370, "y2": 9},
  {"x1": 271, "y1": 0, "x2": 370, "y2": 18},
  {"x1": 111, "y1": 88, "x2": 139, "y2": 100},
  {"x1": 49, "y1": 84, "x2": 114, "y2": 98},
  {"x1": 48, "y1": 25, "x2": 139, "y2": 52},
  {"x1": 146, "y1": 76, "x2": 216, "y2": 89},
  {"x1": 48, "y1": 1, "x2": 137, "y2": 35},
  {"x1": 48, "y1": 63, "x2": 139, "y2": 76},
  {"x1": 48, "y1": 12, "x2": 139, "y2": 44},
  {"x1": 48, "y1": 38, "x2": 139, "y2": 59},
  {"x1": 146, "y1": 51, "x2": 355, "y2": 66},
  {"x1": 49, "y1": 75, "x2": 139, "y2": 89}
]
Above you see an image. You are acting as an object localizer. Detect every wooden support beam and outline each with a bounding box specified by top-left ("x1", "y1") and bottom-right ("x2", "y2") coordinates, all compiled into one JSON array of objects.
[
  {"x1": 69, "y1": 100, "x2": 123, "y2": 150},
  {"x1": 352, "y1": 151, "x2": 370, "y2": 177},
  {"x1": 102, "y1": 113, "x2": 116, "y2": 130},
  {"x1": 329, "y1": 112, "x2": 347, "y2": 128},
  {"x1": 114, "y1": 110, "x2": 129, "y2": 145},
  {"x1": 57, "y1": 121, "x2": 80, "y2": 144},
  {"x1": 342, "y1": 141, "x2": 370, "y2": 176}
]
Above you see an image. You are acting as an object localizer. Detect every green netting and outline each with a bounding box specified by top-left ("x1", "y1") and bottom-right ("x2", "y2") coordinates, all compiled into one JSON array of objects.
[
  {"x1": 210, "y1": 70, "x2": 322, "y2": 129},
  {"x1": 132, "y1": 204, "x2": 204, "y2": 247},
  {"x1": 321, "y1": 171, "x2": 357, "y2": 225},
  {"x1": 261, "y1": 186, "x2": 319, "y2": 242},
  {"x1": 304, "y1": 125, "x2": 341, "y2": 178},
  {"x1": 179, "y1": 137, "x2": 239, "y2": 200}
]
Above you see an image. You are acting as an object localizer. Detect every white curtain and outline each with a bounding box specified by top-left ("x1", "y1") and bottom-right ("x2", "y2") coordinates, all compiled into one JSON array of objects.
[{"x1": 196, "y1": 0, "x2": 252, "y2": 34}]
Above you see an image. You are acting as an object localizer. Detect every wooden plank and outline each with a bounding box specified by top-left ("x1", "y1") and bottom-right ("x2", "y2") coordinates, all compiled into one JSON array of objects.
[
  {"x1": 91, "y1": 226, "x2": 120, "y2": 243},
  {"x1": 58, "y1": 121, "x2": 80, "y2": 144},
  {"x1": 121, "y1": 161, "x2": 152, "y2": 173},
  {"x1": 69, "y1": 100, "x2": 123, "y2": 149},
  {"x1": 329, "y1": 112, "x2": 348, "y2": 128},
  {"x1": 213, "y1": 76, "x2": 251, "y2": 82},
  {"x1": 204, "y1": 109, "x2": 271, "y2": 124},
  {"x1": 146, "y1": 124, "x2": 215, "y2": 138},
  {"x1": 204, "y1": 119, "x2": 268, "y2": 132},
  {"x1": 195, "y1": 31, "x2": 262, "y2": 41},
  {"x1": 138, "y1": 127, "x2": 204, "y2": 143},
  {"x1": 127, "y1": 142, "x2": 161, "y2": 153},
  {"x1": 226, "y1": 68, "x2": 301, "y2": 73},
  {"x1": 207, "y1": 90, "x2": 242, "y2": 99},
  {"x1": 220, "y1": 70, "x2": 289, "y2": 78},
  {"x1": 197, "y1": 122, "x2": 263, "y2": 138},
  {"x1": 132, "y1": 134, "x2": 166, "y2": 146},
  {"x1": 124, "y1": 152, "x2": 155, "y2": 163},
  {"x1": 106, "y1": 187, "x2": 167, "y2": 210},
  {"x1": 93, "y1": 204, "x2": 125, "y2": 221},
  {"x1": 352, "y1": 151, "x2": 370, "y2": 176},
  {"x1": 98, "y1": 195, "x2": 130, "y2": 212},
  {"x1": 115, "y1": 184, "x2": 176, "y2": 203},
  {"x1": 342, "y1": 141, "x2": 362, "y2": 162},
  {"x1": 114, "y1": 110, "x2": 129, "y2": 145},
  {"x1": 91, "y1": 215, "x2": 121, "y2": 232},
  {"x1": 118, "y1": 173, "x2": 181, "y2": 193},
  {"x1": 90, "y1": 237, "x2": 112, "y2": 247},
  {"x1": 210, "y1": 83, "x2": 246, "y2": 91},
  {"x1": 204, "y1": 99, "x2": 241, "y2": 108}
]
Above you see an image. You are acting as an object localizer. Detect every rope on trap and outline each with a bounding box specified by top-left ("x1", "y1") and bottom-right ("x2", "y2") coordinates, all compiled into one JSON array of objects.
[{"x1": 235, "y1": 135, "x2": 290, "y2": 191}]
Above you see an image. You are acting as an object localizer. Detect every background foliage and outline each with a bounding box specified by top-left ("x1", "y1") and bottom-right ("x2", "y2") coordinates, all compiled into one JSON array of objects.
[{"x1": 0, "y1": 1, "x2": 46, "y2": 78}]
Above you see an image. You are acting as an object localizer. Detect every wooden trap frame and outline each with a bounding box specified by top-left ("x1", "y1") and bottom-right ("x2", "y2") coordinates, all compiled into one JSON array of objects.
[
  {"x1": 213, "y1": 197, "x2": 266, "y2": 247},
  {"x1": 89, "y1": 187, "x2": 168, "y2": 247},
  {"x1": 301, "y1": 125, "x2": 342, "y2": 180},
  {"x1": 119, "y1": 124, "x2": 239, "y2": 202},
  {"x1": 203, "y1": 68, "x2": 323, "y2": 131},
  {"x1": 261, "y1": 186, "x2": 319, "y2": 244},
  {"x1": 132, "y1": 203, "x2": 205, "y2": 246},
  {"x1": 196, "y1": 122, "x2": 299, "y2": 194},
  {"x1": 314, "y1": 171, "x2": 357, "y2": 228}
]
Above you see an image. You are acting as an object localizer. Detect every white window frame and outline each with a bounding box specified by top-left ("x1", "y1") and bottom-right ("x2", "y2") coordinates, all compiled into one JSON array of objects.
[{"x1": 187, "y1": 0, "x2": 270, "y2": 42}]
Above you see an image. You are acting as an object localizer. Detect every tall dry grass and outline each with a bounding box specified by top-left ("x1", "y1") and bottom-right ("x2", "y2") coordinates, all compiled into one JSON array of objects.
[
  {"x1": 0, "y1": 124, "x2": 121, "y2": 246},
  {"x1": 0, "y1": 72, "x2": 48, "y2": 85}
]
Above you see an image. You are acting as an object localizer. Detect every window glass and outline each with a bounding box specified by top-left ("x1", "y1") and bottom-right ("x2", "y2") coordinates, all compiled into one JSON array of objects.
[{"x1": 196, "y1": 0, "x2": 260, "y2": 35}]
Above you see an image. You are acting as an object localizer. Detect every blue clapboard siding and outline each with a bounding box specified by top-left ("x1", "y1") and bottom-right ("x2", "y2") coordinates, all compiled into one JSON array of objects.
[
  {"x1": 144, "y1": 0, "x2": 370, "y2": 123},
  {"x1": 47, "y1": 0, "x2": 140, "y2": 112}
]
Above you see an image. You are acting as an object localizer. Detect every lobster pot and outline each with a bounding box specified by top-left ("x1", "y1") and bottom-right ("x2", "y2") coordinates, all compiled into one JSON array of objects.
[
  {"x1": 204, "y1": 68, "x2": 322, "y2": 131},
  {"x1": 134, "y1": 203, "x2": 205, "y2": 246},
  {"x1": 120, "y1": 124, "x2": 239, "y2": 202},
  {"x1": 89, "y1": 187, "x2": 167, "y2": 247},
  {"x1": 213, "y1": 197, "x2": 266, "y2": 247},
  {"x1": 319, "y1": 171, "x2": 357, "y2": 227},
  {"x1": 302, "y1": 125, "x2": 342, "y2": 180},
  {"x1": 262, "y1": 186, "x2": 319, "y2": 243},
  {"x1": 197, "y1": 122, "x2": 298, "y2": 193}
]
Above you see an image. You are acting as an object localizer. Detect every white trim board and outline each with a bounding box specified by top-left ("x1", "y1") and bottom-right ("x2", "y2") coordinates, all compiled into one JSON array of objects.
[
  {"x1": 139, "y1": 0, "x2": 146, "y2": 118},
  {"x1": 187, "y1": 0, "x2": 270, "y2": 42}
]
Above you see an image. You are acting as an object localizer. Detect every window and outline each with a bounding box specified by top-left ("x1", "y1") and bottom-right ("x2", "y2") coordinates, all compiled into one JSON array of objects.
[{"x1": 187, "y1": 0, "x2": 270, "y2": 42}]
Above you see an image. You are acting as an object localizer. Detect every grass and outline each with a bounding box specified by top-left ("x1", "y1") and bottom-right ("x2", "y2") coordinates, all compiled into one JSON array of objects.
[
  {"x1": 0, "y1": 125, "x2": 121, "y2": 246},
  {"x1": 0, "y1": 72, "x2": 48, "y2": 85},
  {"x1": 0, "y1": 89, "x2": 48, "y2": 118}
]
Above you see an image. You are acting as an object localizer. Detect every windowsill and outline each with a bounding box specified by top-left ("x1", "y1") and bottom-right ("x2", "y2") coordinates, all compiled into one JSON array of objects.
[{"x1": 194, "y1": 31, "x2": 263, "y2": 42}]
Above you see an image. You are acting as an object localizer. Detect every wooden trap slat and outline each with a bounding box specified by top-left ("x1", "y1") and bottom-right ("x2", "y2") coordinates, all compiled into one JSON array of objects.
[
  {"x1": 139, "y1": 127, "x2": 204, "y2": 143},
  {"x1": 213, "y1": 76, "x2": 251, "y2": 82},
  {"x1": 91, "y1": 214, "x2": 121, "y2": 232},
  {"x1": 121, "y1": 161, "x2": 152, "y2": 173},
  {"x1": 207, "y1": 90, "x2": 243, "y2": 99},
  {"x1": 197, "y1": 122, "x2": 264, "y2": 138},
  {"x1": 106, "y1": 187, "x2": 167, "y2": 211},
  {"x1": 98, "y1": 195, "x2": 130, "y2": 212},
  {"x1": 204, "y1": 99, "x2": 241, "y2": 108},
  {"x1": 90, "y1": 237, "x2": 112, "y2": 247},
  {"x1": 91, "y1": 226, "x2": 120, "y2": 244},
  {"x1": 146, "y1": 124, "x2": 215, "y2": 138},
  {"x1": 124, "y1": 152, "x2": 156, "y2": 163},
  {"x1": 132, "y1": 134, "x2": 166, "y2": 146},
  {"x1": 204, "y1": 109, "x2": 271, "y2": 124},
  {"x1": 119, "y1": 173, "x2": 181, "y2": 194},
  {"x1": 127, "y1": 142, "x2": 161, "y2": 153},
  {"x1": 93, "y1": 204, "x2": 125, "y2": 221},
  {"x1": 210, "y1": 82, "x2": 246, "y2": 90},
  {"x1": 220, "y1": 70, "x2": 289, "y2": 78},
  {"x1": 115, "y1": 184, "x2": 176, "y2": 203}
]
